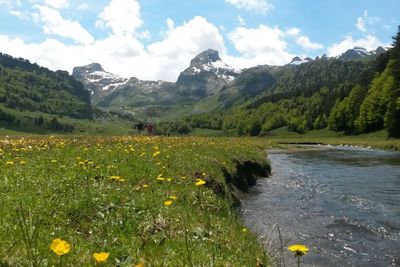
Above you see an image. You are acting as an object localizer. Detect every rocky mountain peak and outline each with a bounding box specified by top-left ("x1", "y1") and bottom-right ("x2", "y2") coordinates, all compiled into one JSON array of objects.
[
  {"x1": 72, "y1": 63, "x2": 104, "y2": 76},
  {"x1": 375, "y1": 46, "x2": 386, "y2": 55},
  {"x1": 290, "y1": 56, "x2": 302, "y2": 64},
  {"x1": 288, "y1": 56, "x2": 314, "y2": 66},
  {"x1": 190, "y1": 49, "x2": 221, "y2": 67},
  {"x1": 72, "y1": 63, "x2": 128, "y2": 97}
]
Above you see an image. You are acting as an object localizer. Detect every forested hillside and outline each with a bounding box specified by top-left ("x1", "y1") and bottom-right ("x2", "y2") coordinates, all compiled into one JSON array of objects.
[
  {"x1": 0, "y1": 53, "x2": 93, "y2": 132},
  {"x1": 180, "y1": 27, "x2": 399, "y2": 138}
]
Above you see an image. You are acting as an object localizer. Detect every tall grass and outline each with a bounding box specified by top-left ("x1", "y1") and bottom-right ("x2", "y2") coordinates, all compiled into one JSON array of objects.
[{"x1": 0, "y1": 136, "x2": 270, "y2": 266}]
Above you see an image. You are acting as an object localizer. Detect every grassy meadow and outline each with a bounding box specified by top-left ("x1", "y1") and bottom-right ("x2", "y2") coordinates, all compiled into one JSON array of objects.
[{"x1": 0, "y1": 136, "x2": 271, "y2": 266}]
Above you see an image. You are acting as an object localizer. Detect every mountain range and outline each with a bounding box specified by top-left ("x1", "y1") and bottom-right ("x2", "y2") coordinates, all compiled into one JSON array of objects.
[
  {"x1": 0, "y1": 36, "x2": 397, "y2": 136},
  {"x1": 72, "y1": 46, "x2": 387, "y2": 117}
]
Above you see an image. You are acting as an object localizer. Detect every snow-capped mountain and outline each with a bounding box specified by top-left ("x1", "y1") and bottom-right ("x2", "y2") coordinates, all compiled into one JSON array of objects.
[
  {"x1": 286, "y1": 46, "x2": 388, "y2": 66},
  {"x1": 338, "y1": 46, "x2": 387, "y2": 61},
  {"x1": 183, "y1": 49, "x2": 240, "y2": 82},
  {"x1": 73, "y1": 49, "x2": 240, "y2": 107},
  {"x1": 176, "y1": 49, "x2": 240, "y2": 97},
  {"x1": 72, "y1": 63, "x2": 128, "y2": 96}
]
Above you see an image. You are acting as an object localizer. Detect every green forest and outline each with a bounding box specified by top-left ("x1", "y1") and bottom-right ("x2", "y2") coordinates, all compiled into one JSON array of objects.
[
  {"x1": 178, "y1": 27, "x2": 400, "y2": 138},
  {"x1": 0, "y1": 53, "x2": 93, "y2": 132}
]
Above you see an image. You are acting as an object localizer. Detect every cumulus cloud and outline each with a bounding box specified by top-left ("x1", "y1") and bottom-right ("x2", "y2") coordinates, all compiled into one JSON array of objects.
[
  {"x1": 0, "y1": 15, "x2": 227, "y2": 81},
  {"x1": 225, "y1": 0, "x2": 273, "y2": 13},
  {"x1": 327, "y1": 35, "x2": 384, "y2": 56},
  {"x1": 0, "y1": 0, "x2": 324, "y2": 81},
  {"x1": 286, "y1": 27, "x2": 301, "y2": 36},
  {"x1": 96, "y1": 0, "x2": 143, "y2": 36},
  {"x1": 284, "y1": 27, "x2": 323, "y2": 50},
  {"x1": 226, "y1": 25, "x2": 293, "y2": 67},
  {"x1": 296, "y1": 36, "x2": 323, "y2": 50},
  {"x1": 148, "y1": 16, "x2": 226, "y2": 80},
  {"x1": 36, "y1": 5, "x2": 94, "y2": 44}
]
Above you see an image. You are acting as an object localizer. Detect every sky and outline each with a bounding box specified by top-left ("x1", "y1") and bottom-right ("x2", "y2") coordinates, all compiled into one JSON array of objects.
[{"x1": 0, "y1": 0, "x2": 399, "y2": 82}]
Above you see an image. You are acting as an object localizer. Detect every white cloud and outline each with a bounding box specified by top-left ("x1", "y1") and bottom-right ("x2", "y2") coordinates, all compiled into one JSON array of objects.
[
  {"x1": 286, "y1": 27, "x2": 300, "y2": 36},
  {"x1": 0, "y1": 16, "x2": 226, "y2": 82},
  {"x1": 43, "y1": 0, "x2": 68, "y2": 9},
  {"x1": 9, "y1": 10, "x2": 30, "y2": 20},
  {"x1": 148, "y1": 16, "x2": 226, "y2": 80},
  {"x1": 356, "y1": 16, "x2": 366, "y2": 32},
  {"x1": 0, "y1": 0, "x2": 323, "y2": 82},
  {"x1": 96, "y1": 0, "x2": 143, "y2": 36},
  {"x1": 226, "y1": 25, "x2": 293, "y2": 67},
  {"x1": 225, "y1": 0, "x2": 272, "y2": 13},
  {"x1": 327, "y1": 35, "x2": 384, "y2": 56},
  {"x1": 166, "y1": 18, "x2": 174, "y2": 31},
  {"x1": 296, "y1": 36, "x2": 323, "y2": 50},
  {"x1": 356, "y1": 10, "x2": 381, "y2": 33},
  {"x1": 36, "y1": 5, "x2": 94, "y2": 44}
]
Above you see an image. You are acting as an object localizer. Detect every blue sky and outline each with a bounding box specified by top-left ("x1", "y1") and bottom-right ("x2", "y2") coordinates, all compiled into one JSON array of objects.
[{"x1": 0, "y1": 0, "x2": 399, "y2": 81}]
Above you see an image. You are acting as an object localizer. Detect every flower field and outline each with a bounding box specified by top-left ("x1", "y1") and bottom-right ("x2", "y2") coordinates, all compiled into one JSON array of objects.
[{"x1": 0, "y1": 136, "x2": 270, "y2": 266}]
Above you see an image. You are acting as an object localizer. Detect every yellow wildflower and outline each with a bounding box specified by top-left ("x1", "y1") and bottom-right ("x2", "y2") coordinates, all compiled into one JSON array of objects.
[
  {"x1": 169, "y1": 195, "x2": 177, "y2": 200},
  {"x1": 135, "y1": 263, "x2": 145, "y2": 267},
  {"x1": 288, "y1": 244, "x2": 309, "y2": 256},
  {"x1": 50, "y1": 159, "x2": 57, "y2": 163},
  {"x1": 50, "y1": 238, "x2": 70, "y2": 256},
  {"x1": 93, "y1": 252, "x2": 110, "y2": 264},
  {"x1": 20, "y1": 160, "x2": 27, "y2": 165},
  {"x1": 5, "y1": 161, "x2": 14, "y2": 166},
  {"x1": 110, "y1": 176, "x2": 125, "y2": 182},
  {"x1": 242, "y1": 228, "x2": 247, "y2": 232},
  {"x1": 164, "y1": 200, "x2": 173, "y2": 206},
  {"x1": 143, "y1": 184, "x2": 149, "y2": 188},
  {"x1": 152, "y1": 151, "x2": 161, "y2": 157},
  {"x1": 195, "y1": 179, "x2": 206, "y2": 186}
]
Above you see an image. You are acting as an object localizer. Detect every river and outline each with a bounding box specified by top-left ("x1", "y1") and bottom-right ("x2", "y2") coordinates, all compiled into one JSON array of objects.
[{"x1": 241, "y1": 145, "x2": 400, "y2": 266}]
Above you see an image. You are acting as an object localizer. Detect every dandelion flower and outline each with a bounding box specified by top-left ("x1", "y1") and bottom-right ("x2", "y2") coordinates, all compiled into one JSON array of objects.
[
  {"x1": 109, "y1": 175, "x2": 125, "y2": 182},
  {"x1": 195, "y1": 179, "x2": 206, "y2": 186},
  {"x1": 50, "y1": 238, "x2": 70, "y2": 256},
  {"x1": 93, "y1": 252, "x2": 110, "y2": 264},
  {"x1": 288, "y1": 244, "x2": 309, "y2": 266},
  {"x1": 288, "y1": 244, "x2": 309, "y2": 256},
  {"x1": 164, "y1": 200, "x2": 173, "y2": 206},
  {"x1": 5, "y1": 161, "x2": 14, "y2": 166},
  {"x1": 153, "y1": 151, "x2": 161, "y2": 157}
]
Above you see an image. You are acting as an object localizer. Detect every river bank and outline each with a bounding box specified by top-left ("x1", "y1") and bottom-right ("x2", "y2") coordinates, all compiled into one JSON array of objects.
[{"x1": 266, "y1": 128, "x2": 400, "y2": 151}]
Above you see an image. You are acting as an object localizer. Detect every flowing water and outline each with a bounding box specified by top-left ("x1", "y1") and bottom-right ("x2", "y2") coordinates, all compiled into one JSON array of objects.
[{"x1": 241, "y1": 146, "x2": 400, "y2": 266}]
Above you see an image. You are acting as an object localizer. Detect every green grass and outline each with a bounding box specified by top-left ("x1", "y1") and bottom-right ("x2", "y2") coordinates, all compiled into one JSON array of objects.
[
  {"x1": 0, "y1": 104, "x2": 137, "y2": 136},
  {"x1": 0, "y1": 136, "x2": 270, "y2": 266},
  {"x1": 266, "y1": 127, "x2": 400, "y2": 150},
  {"x1": 191, "y1": 128, "x2": 236, "y2": 137}
]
